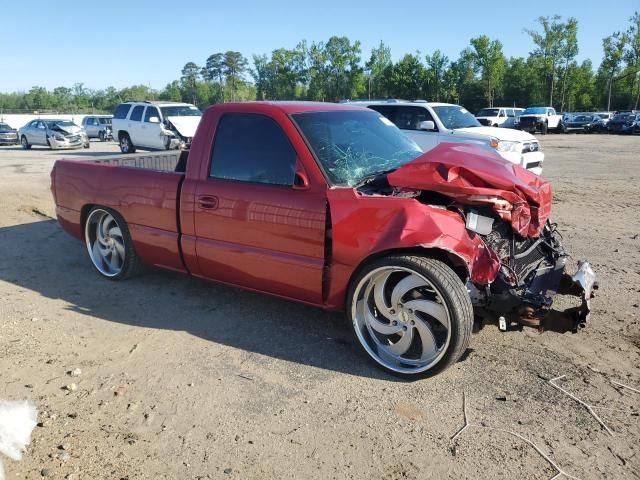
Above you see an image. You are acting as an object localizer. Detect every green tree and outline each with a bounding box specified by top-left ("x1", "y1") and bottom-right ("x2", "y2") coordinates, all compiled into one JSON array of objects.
[
  {"x1": 469, "y1": 36, "x2": 505, "y2": 107},
  {"x1": 181, "y1": 62, "x2": 200, "y2": 104},
  {"x1": 598, "y1": 33, "x2": 628, "y2": 110},
  {"x1": 526, "y1": 15, "x2": 566, "y2": 107},
  {"x1": 223, "y1": 51, "x2": 249, "y2": 101},
  {"x1": 365, "y1": 41, "x2": 392, "y2": 99},
  {"x1": 389, "y1": 53, "x2": 426, "y2": 100},
  {"x1": 424, "y1": 50, "x2": 449, "y2": 102}
]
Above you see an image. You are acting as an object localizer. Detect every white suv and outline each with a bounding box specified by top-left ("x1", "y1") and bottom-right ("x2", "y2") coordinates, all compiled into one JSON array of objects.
[
  {"x1": 475, "y1": 107, "x2": 524, "y2": 128},
  {"x1": 112, "y1": 101, "x2": 202, "y2": 153},
  {"x1": 351, "y1": 101, "x2": 544, "y2": 175}
]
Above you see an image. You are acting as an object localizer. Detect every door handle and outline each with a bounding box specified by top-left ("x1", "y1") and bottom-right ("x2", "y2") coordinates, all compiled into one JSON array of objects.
[{"x1": 197, "y1": 195, "x2": 218, "y2": 209}]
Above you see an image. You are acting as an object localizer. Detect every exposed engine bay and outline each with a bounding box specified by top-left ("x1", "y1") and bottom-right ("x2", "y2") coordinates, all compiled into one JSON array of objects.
[{"x1": 356, "y1": 143, "x2": 597, "y2": 334}]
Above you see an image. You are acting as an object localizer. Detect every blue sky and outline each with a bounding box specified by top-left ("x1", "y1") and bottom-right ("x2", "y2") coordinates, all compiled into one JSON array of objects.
[{"x1": 1, "y1": 0, "x2": 636, "y2": 92}]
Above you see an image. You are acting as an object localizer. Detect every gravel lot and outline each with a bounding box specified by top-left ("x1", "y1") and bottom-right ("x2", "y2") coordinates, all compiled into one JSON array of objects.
[{"x1": 1, "y1": 135, "x2": 638, "y2": 479}]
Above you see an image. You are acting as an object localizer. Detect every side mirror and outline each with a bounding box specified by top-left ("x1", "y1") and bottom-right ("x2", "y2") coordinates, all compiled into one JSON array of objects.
[
  {"x1": 418, "y1": 120, "x2": 435, "y2": 131},
  {"x1": 148, "y1": 116, "x2": 160, "y2": 124},
  {"x1": 292, "y1": 162, "x2": 310, "y2": 190}
]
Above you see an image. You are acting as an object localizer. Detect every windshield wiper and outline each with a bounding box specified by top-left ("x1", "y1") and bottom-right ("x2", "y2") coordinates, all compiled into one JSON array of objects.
[{"x1": 353, "y1": 168, "x2": 397, "y2": 188}]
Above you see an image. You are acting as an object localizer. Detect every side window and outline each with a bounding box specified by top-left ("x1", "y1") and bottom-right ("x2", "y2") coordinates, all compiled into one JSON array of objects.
[
  {"x1": 113, "y1": 103, "x2": 132, "y2": 120},
  {"x1": 548, "y1": 108, "x2": 556, "y2": 116},
  {"x1": 36, "y1": 121, "x2": 45, "y2": 129},
  {"x1": 367, "y1": 105, "x2": 396, "y2": 124},
  {"x1": 86, "y1": 118, "x2": 95, "y2": 126},
  {"x1": 385, "y1": 106, "x2": 434, "y2": 131},
  {"x1": 144, "y1": 107, "x2": 160, "y2": 122},
  {"x1": 129, "y1": 106, "x2": 144, "y2": 122},
  {"x1": 506, "y1": 109, "x2": 515, "y2": 117},
  {"x1": 210, "y1": 114, "x2": 297, "y2": 186},
  {"x1": 498, "y1": 109, "x2": 505, "y2": 117}
]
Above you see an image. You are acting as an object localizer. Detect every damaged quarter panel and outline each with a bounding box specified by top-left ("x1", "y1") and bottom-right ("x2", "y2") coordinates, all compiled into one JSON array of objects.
[{"x1": 325, "y1": 187, "x2": 500, "y2": 309}]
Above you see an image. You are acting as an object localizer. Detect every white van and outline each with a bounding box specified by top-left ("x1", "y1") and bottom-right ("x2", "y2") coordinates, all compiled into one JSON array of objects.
[{"x1": 475, "y1": 107, "x2": 524, "y2": 128}]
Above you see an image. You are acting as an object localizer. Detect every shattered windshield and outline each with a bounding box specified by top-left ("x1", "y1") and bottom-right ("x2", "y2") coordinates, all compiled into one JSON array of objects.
[
  {"x1": 431, "y1": 106, "x2": 480, "y2": 129},
  {"x1": 292, "y1": 110, "x2": 422, "y2": 187},
  {"x1": 160, "y1": 105, "x2": 202, "y2": 117}
]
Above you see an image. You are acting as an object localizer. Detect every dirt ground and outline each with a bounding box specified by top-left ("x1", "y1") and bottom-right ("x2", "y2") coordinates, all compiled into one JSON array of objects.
[{"x1": 0, "y1": 134, "x2": 638, "y2": 480}]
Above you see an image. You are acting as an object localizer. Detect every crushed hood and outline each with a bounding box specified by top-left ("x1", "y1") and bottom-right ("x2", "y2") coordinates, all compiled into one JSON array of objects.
[
  {"x1": 387, "y1": 143, "x2": 552, "y2": 238},
  {"x1": 53, "y1": 124, "x2": 82, "y2": 135},
  {"x1": 166, "y1": 116, "x2": 201, "y2": 138}
]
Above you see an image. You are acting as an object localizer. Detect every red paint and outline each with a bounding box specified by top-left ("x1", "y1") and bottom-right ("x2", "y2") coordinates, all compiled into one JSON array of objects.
[
  {"x1": 388, "y1": 143, "x2": 552, "y2": 237},
  {"x1": 52, "y1": 102, "x2": 547, "y2": 312}
]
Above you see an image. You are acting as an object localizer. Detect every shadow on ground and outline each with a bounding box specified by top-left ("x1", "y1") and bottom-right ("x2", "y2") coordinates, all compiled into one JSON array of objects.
[{"x1": 1, "y1": 219, "x2": 394, "y2": 380}]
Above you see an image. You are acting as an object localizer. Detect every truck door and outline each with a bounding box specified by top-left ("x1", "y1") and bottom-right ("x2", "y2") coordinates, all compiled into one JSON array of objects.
[
  {"x1": 191, "y1": 112, "x2": 327, "y2": 304},
  {"x1": 127, "y1": 105, "x2": 145, "y2": 147}
]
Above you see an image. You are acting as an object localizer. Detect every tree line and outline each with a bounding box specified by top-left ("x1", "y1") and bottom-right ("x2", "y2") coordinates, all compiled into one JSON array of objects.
[{"x1": 1, "y1": 12, "x2": 638, "y2": 116}]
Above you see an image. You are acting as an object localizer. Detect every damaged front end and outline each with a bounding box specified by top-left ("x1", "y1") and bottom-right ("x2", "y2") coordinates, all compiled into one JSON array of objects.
[
  {"x1": 468, "y1": 213, "x2": 597, "y2": 332},
  {"x1": 385, "y1": 143, "x2": 597, "y2": 334}
]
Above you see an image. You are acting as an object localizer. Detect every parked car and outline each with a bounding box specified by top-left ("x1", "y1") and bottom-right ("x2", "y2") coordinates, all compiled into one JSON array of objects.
[
  {"x1": 518, "y1": 107, "x2": 564, "y2": 134},
  {"x1": 564, "y1": 114, "x2": 602, "y2": 133},
  {"x1": 475, "y1": 107, "x2": 523, "y2": 128},
  {"x1": 19, "y1": 119, "x2": 89, "y2": 150},
  {"x1": 608, "y1": 112, "x2": 640, "y2": 134},
  {"x1": 112, "y1": 101, "x2": 202, "y2": 153},
  {"x1": 51, "y1": 101, "x2": 596, "y2": 377},
  {"x1": 0, "y1": 122, "x2": 19, "y2": 145},
  {"x1": 81, "y1": 115, "x2": 113, "y2": 141},
  {"x1": 350, "y1": 100, "x2": 544, "y2": 174}
]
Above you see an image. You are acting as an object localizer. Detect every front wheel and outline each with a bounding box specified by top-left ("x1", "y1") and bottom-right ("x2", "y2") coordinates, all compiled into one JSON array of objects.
[
  {"x1": 119, "y1": 133, "x2": 136, "y2": 154},
  {"x1": 99, "y1": 131, "x2": 106, "y2": 142},
  {"x1": 85, "y1": 207, "x2": 141, "y2": 280},
  {"x1": 540, "y1": 122, "x2": 548, "y2": 135},
  {"x1": 347, "y1": 255, "x2": 473, "y2": 378},
  {"x1": 21, "y1": 136, "x2": 31, "y2": 150},
  {"x1": 557, "y1": 122, "x2": 567, "y2": 133}
]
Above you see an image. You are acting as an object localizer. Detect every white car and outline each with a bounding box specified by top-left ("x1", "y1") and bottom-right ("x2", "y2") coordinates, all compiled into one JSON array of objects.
[
  {"x1": 475, "y1": 107, "x2": 524, "y2": 128},
  {"x1": 351, "y1": 100, "x2": 544, "y2": 175},
  {"x1": 112, "y1": 101, "x2": 202, "y2": 153}
]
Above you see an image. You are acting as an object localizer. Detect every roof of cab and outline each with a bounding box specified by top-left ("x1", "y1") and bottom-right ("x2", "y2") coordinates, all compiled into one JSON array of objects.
[{"x1": 208, "y1": 101, "x2": 369, "y2": 115}]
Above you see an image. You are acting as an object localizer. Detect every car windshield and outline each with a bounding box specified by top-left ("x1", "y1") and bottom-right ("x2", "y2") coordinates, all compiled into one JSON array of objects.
[
  {"x1": 432, "y1": 105, "x2": 481, "y2": 129},
  {"x1": 476, "y1": 108, "x2": 499, "y2": 117},
  {"x1": 46, "y1": 120, "x2": 76, "y2": 128},
  {"x1": 292, "y1": 110, "x2": 422, "y2": 187},
  {"x1": 98, "y1": 117, "x2": 112, "y2": 124},
  {"x1": 597, "y1": 113, "x2": 610, "y2": 119},
  {"x1": 0, "y1": 123, "x2": 12, "y2": 130},
  {"x1": 160, "y1": 105, "x2": 202, "y2": 117},
  {"x1": 523, "y1": 107, "x2": 547, "y2": 115}
]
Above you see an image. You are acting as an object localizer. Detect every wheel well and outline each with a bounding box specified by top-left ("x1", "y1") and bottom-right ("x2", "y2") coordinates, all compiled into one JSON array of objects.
[
  {"x1": 349, "y1": 247, "x2": 470, "y2": 289},
  {"x1": 80, "y1": 204, "x2": 96, "y2": 234},
  {"x1": 117, "y1": 130, "x2": 128, "y2": 140}
]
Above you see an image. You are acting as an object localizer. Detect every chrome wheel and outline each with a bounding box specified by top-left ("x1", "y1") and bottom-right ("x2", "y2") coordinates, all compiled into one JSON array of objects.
[
  {"x1": 85, "y1": 209, "x2": 125, "y2": 277},
  {"x1": 351, "y1": 266, "x2": 452, "y2": 374}
]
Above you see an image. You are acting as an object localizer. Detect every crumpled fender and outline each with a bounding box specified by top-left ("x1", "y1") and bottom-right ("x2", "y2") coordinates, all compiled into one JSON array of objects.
[
  {"x1": 325, "y1": 188, "x2": 500, "y2": 309},
  {"x1": 387, "y1": 143, "x2": 552, "y2": 237}
]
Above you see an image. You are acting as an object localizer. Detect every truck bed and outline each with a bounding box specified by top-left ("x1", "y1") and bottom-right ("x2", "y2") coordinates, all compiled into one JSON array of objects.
[{"x1": 52, "y1": 151, "x2": 187, "y2": 273}]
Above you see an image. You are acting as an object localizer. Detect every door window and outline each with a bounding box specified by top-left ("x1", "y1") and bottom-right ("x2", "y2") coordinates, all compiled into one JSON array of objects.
[
  {"x1": 129, "y1": 106, "x2": 144, "y2": 122},
  {"x1": 210, "y1": 114, "x2": 297, "y2": 186},
  {"x1": 506, "y1": 109, "x2": 515, "y2": 117},
  {"x1": 144, "y1": 107, "x2": 160, "y2": 122}
]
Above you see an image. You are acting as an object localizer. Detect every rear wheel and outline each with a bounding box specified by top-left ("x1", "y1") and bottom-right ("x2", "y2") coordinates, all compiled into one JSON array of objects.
[
  {"x1": 347, "y1": 255, "x2": 473, "y2": 378},
  {"x1": 99, "y1": 131, "x2": 106, "y2": 142},
  {"x1": 21, "y1": 136, "x2": 31, "y2": 150},
  {"x1": 84, "y1": 207, "x2": 141, "y2": 280},
  {"x1": 119, "y1": 133, "x2": 135, "y2": 154}
]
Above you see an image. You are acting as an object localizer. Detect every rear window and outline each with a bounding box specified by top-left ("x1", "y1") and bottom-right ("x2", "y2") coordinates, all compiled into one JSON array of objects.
[
  {"x1": 114, "y1": 104, "x2": 132, "y2": 119},
  {"x1": 129, "y1": 106, "x2": 144, "y2": 122},
  {"x1": 209, "y1": 113, "x2": 296, "y2": 186}
]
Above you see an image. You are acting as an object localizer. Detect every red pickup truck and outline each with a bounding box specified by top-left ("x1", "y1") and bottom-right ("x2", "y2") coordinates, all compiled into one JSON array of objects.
[{"x1": 51, "y1": 102, "x2": 596, "y2": 377}]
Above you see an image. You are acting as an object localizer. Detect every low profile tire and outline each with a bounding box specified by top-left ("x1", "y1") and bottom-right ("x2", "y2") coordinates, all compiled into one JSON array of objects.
[
  {"x1": 540, "y1": 122, "x2": 548, "y2": 135},
  {"x1": 347, "y1": 255, "x2": 474, "y2": 378},
  {"x1": 119, "y1": 133, "x2": 136, "y2": 154},
  {"x1": 99, "y1": 131, "x2": 106, "y2": 142},
  {"x1": 21, "y1": 136, "x2": 31, "y2": 150},
  {"x1": 84, "y1": 207, "x2": 141, "y2": 280}
]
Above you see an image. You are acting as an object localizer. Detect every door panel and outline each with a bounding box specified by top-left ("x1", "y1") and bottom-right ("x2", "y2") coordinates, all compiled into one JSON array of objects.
[{"x1": 193, "y1": 180, "x2": 326, "y2": 304}]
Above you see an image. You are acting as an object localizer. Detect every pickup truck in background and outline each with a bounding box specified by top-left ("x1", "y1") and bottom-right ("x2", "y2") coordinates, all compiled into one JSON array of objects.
[
  {"x1": 51, "y1": 102, "x2": 596, "y2": 377},
  {"x1": 518, "y1": 107, "x2": 565, "y2": 134},
  {"x1": 349, "y1": 101, "x2": 544, "y2": 175}
]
